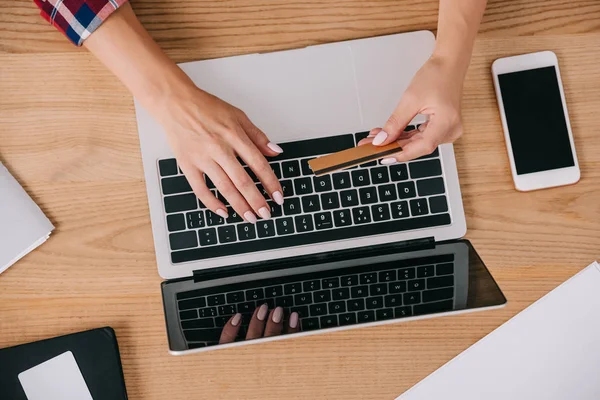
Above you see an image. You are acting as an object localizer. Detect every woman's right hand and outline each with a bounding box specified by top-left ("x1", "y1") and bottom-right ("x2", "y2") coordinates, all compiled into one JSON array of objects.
[{"x1": 154, "y1": 85, "x2": 284, "y2": 223}]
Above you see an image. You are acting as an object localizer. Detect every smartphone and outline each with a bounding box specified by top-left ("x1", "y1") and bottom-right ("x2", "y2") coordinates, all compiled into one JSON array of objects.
[{"x1": 492, "y1": 51, "x2": 580, "y2": 191}]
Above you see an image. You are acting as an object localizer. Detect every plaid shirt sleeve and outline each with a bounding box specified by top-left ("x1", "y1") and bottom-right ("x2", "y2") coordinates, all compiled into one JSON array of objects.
[{"x1": 34, "y1": 0, "x2": 129, "y2": 46}]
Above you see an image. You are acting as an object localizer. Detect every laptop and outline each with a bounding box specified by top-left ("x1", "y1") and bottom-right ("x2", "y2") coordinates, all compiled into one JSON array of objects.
[{"x1": 133, "y1": 30, "x2": 506, "y2": 354}]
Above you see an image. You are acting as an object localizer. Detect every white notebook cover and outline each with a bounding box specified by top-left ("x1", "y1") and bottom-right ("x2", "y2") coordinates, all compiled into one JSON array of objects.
[
  {"x1": 398, "y1": 261, "x2": 600, "y2": 400},
  {"x1": 0, "y1": 162, "x2": 54, "y2": 274}
]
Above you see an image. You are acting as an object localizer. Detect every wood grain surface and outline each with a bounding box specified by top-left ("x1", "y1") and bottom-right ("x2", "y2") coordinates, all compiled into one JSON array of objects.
[{"x1": 1, "y1": 1, "x2": 599, "y2": 399}]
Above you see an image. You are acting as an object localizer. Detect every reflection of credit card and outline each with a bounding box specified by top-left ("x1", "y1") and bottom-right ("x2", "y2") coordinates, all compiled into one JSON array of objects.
[{"x1": 309, "y1": 142, "x2": 402, "y2": 176}]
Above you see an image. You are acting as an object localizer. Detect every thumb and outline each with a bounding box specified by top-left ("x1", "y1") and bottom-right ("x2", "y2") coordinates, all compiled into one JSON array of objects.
[
  {"x1": 238, "y1": 113, "x2": 283, "y2": 157},
  {"x1": 372, "y1": 95, "x2": 418, "y2": 146}
]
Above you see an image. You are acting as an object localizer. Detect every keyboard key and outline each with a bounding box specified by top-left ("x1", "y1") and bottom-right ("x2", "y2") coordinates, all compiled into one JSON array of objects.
[
  {"x1": 275, "y1": 296, "x2": 293, "y2": 307},
  {"x1": 352, "y1": 206, "x2": 371, "y2": 224},
  {"x1": 328, "y1": 301, "x2": 346, "y2": 314},
  {"x1": 218, "y1": 226, "x2": 237, "y2": 243},
  {"x1": 423, "y1": 287, "x2": 454, "y2": 303},
  {"x1": 320, "y1": 315, "x2": 338, "y2": 328},
  {"x1": 281, "y1": 180, "x2": 294, "y2": 197},
  {"x1": 183, "y1": 328, "x2": 222, "y2": 343},
  {"x1": 339, "y1": 313, "x2": 357, "y2": 326},
  {"x1": 207, "y1": 294, "x2": 226, "y2": 306},
  {"x1": 313, "y1": 175, "x2": 332, "y2": 192},
  {"x1": 360, "y1": 160, "x2": 377, "y2": 168},
  {"x1": 332, "y1": 287, "x2": 350, "y2": 300},
  {"x1": 270, "y1": 163, "x2": 282, "y2": 179},
  {"x1": 237, "y1": 223, "x2": 257, "y2": 241},
  {"x1": 395, "y1": 306, "x2": 412, "y2": 318},
  {"x1": 294, "y1": 177, "x2": 313, "y2": 195},
  {"x1": 267, "y1": 201, "x2": 283, "y2": 218},
  {"x1": 314, "y1": 290, "x2": 331, "y2": 302},
  {"x1": 321, "y1": 192, "x2": 340, "y2": 210},
  {"x1": 243, "y1": 167, "x2": 259, "y2": 183},
  {"x1": 300, "y1": 158, "x2": 314, "y2": 175},
  {"x1": 357, "y1": 310, "x2": 375, "y2": 323},
  {"x1": 347, "y1": 298, "x2": 365, "y2": 311},
  {"x1": 284, "y1": 282, "x2": 302, "y2": 295},
  {"x1": 164, "y1": 193, "x2": 197, "y2": 213},
  {"x1": 169, "y1": 231, "x2": 198, "y2": 250},
  {"x1": 389, "y1": 163, "x2": 409, "y2": 181},
  {"x1": 417, "y1": 265, "x2": 435, "y2": 278},
  {"x1": 179, "y1": 310, "x2": 198, "y2": 320},
  {"x1": 389, "y1": 281, "x2": 407, "y2": 293},
  {"x1": 236, "y1": 302, "x2": 255, "y2": 313},
  {"x1": 282, "y1": 160, "x2": 301, "y2": 178},
  {"x1": 414, "y1": 300, "x2": 453, "y2": 315},
  {"x1": 310, "y1": 303, "x2": 328, "y2": 316},
  {"x1": 333, "y1": 172, "x2": 351, "y2": 189},
  {"x1": 366, "y1": 296, "x2": 383, "y2": 309},
  {"x1": 295, "y1": 215, "x2": 314, "y2": 233},
  {"x1": 205, "y1": 175, "x2": 216, "y2": 189},
  {"x1": 161, "y1": 176, "x2": 192, "y2": 195},
  {"x1": 342, "y1": 275, "x2": 358, "y2": 286},
  {"x1": 429, "y1": 195, "x2": 449, "y2": 213},
  {"x1": 360, "y1": 273, "x2": 377, "y2": 285},
  {"x1": 256, "y1": 184, "x2": 270, "y2": 200},
  {"x1": 265, "y1": 298, "x2": 276, "y2": 309},
  {"x1": 397, "y1": 182, "x2": 417, "y2": 199},
  {"x1": 351, "y1": 286, "x2": 368, "y2": 298},
  {"x1": 265, "y1": 286, "x2": 283, "y2": 297},
  {"x1": 302, "y1": 317, "x2": 320, "y2": 331},
  {"x1": 351, "y1": 169, "x2": 371, "y2": 187},
  {"x1": 408, "y1": 279, "x2": 425, "y2": 292},
  {"x1": 403, "y1": 292, "x2": 421, "y2": 305},
  {"x1": 398, "y1": 268, "x2": 416, "y2": 280},
  {"x1": 295, "y1": 293, "x2": 313, "y2": 305},
  {"x1": 417, "y1": 177, "x2": 445, "y2": 196},
  {"x1": 167, "y1": 214, "x2": 186, "y2": 232},
  {"x1": 218, "y1": 305, "x2": 236, "y2": 315},
  {"x1": 206, "y1": 211, "x2": 225, "y2": 226},
  {"x1": 340, "y1": 189, "x2": 359, "y2": 207},
  {"x1": 214, "y1": 316, "x2": 229, "y2": 328},
  {"x1": 359, "y1": 187, "x2": 378, "y2": 205},
  {"x1": 182, "y1": 318, "x2": 215, "y2": 329},
  {"x1": 376, "y1": 308, "x2": 394, "y2": 320},
  {"x1": 428, "y1": 276, "x2": 454, "y2": 289},
  {"x1": 370, "y1": 167, "x2": 390, "y2": 184},
  {"x1": 256, "y1": 220, "x2": 276, "y2": 238},
  {"x1": 314, "y1": 212, "x2": 333, "y2": 230},
  {"x1": 159, "y1": 159, "x2": 178, "y2": 177},
  {"x1": 370, "y1": 283, "x2": 387, "y2": 296},
  {"x1": 225, "y1": 208, "x2": 243, "y2": 224},
  {"x1": 275, "y1": 217, "x2": 295, "y2": 235},
  {"x1": 198, "y1": 307, "x2": 217, "y2": 317},
  {"x1": 322, "y1": 278, "x2": 340, "y2": 289},
  {"x1": 436, "y1": 263, "x2": 454, "y2": 276},
  {"x1": 416, "y1": 147, "x2": 439, "y2": 160},
  {"x1": 198, "y1": 228, "x2": 218, "y2": 246},
  {"x1": 410, "y1": 198, "x2": 429, "y2": 216},
  {"x1": 378, "y1": 184, "x2": 397, "y2": 202},
  {"x1": 371, "y1": 204, "x2": 391, "y2": 222},
  {"x1": 245, "y1": 288, "x2": 264, "y2": 301},
  {"x1": 301, "y1": 195, "x2": 321, "y2": 213},
  {"x1": 291, "y1": 306, "x2": 309, "y2": 318},
  {"x1": 333, "y1": 209, "x2": 352, "y2": 227},
  {"x1": 379, "y1": 270, "x2": 396, "y2": 282},
  {"x1": 226, "y1": 292, "x2": 244, "y2": 303},
  {"x1": 390, "y1": 201, "x2": 410, "y2": 219},
  {"x1": 216, "y1": 192, "x2": 229, "y2": 206},
  {"x1": 179, "y1": 297, "x2": 206, "y2": 310},
  {"x1": 283, "y1": 197, "x2": 302, "y2": 216},
  {"x1": 409, "y1": 159, "x2": 442, "y2": 179},
  {"x1": 384, "y1": 294, "x2": 403, "y2": 307},
  {"x1": 303, "y1": 280, "x2": 321, "y2": 292}
]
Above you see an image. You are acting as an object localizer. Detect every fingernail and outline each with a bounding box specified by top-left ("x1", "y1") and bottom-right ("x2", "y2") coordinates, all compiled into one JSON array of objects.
[
  {"x1": 372, "y1": 130, "x2": 388, "y2": 146},
  {"x1": 231, "y1": 313, "x2": 242, "y2": 326},
  {"x1": 216, "y1": 208, "x2": 228, "y2": 219},
  {"x1": 272, "y1": 191, "x2": 284, "y2": 205},
  {"x1": 267, "y1": 142, "x2": 284, "y2": 154},
  {"x1": 257, "y1": 304, "x2": 268, "y2": 321},
  {"x1": 243, "y1": 211, "x2": 257, "y2": 224},
  {"x1": 289, "y1": 312, "x2": 299, "y2": 329},
  {"x1": 381, "y1": 157, "x2": 397, "y2": 165},
  {"x1": 272, "y1": 307, "x2": 283, "y2": 323},
  {"x1": 258, "y1": 206, "x2": 271, "y2": 219}
]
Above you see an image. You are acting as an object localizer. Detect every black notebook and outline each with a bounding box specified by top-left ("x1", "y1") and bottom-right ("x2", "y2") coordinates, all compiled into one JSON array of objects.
[{"x1": 0, "y1": 327, "x2": 128, "y2": 399}]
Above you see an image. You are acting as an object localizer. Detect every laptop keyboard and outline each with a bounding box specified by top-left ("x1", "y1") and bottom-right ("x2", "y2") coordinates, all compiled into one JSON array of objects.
[
  {"x1": 158, "y1": 129, "x2": 451, "y2": 264},
  {"x1": 175, "y1": 254, "x2": 456, "y2": 348}
]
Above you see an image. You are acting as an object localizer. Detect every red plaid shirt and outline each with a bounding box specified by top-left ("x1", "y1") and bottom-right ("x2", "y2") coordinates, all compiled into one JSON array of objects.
[{"x1": 35, "y1": 0, "x2": 128, "y2": 46}]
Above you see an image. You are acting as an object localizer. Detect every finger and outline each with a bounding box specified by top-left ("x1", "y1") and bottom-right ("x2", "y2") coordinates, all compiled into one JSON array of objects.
[
  {"x1": 246, "y1": 303, "x2": 268, "y2": 340},
  {"x1": 179, "y1": 164, "x2": 227, "y2": 217},
  {"x1": 285, "y1": 312, "x2": 300, "y2": 334},
  {"x1": 263, "y1": 307, "x2": 284, "y2": 337},
  {"x1": 358, "y1": 127, "x2": 418, "y2": 147},
  {"x1": 380, "y1": 122, "x2": 446, "y2": 164},
  {"x1": 238, "y1": 112, "x2": 284, "y2": 157},
  {"x1": 236, "y1": 140, "x2": 284, "y2": 207},
  {"x1": 372, "y1": 94, "x2": 419, "y2": 146},
  {"x1": 219, "y1": 313, "x2": 242, "y2": 344},
  {"x1": 204, "y1": 162, "x2": 255, "y2": 222}
]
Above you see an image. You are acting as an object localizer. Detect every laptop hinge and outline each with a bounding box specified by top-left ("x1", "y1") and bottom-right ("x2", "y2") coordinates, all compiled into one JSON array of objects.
[{"x1": 192, "y1": 236, "x2": 436, "y2": 283}]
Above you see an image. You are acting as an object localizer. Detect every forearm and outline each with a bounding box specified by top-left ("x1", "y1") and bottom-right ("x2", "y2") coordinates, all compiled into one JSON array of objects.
[
  {"x1": 433, "y1": 0, "x2": 487, "y2": 76},
  {"x1": 83, "y1": 3, "x2": 193, "y2": 120}
]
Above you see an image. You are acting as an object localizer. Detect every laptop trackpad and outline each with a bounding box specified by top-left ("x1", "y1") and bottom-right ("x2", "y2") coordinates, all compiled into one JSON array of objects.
[{"x1": 179, "y1": 45, "x2": 362, "y2": 143}]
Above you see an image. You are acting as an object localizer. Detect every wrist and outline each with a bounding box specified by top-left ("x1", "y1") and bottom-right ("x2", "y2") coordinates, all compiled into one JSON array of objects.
[{"x1": 431, "y1": 45, "x2": 472, "y2": 79}]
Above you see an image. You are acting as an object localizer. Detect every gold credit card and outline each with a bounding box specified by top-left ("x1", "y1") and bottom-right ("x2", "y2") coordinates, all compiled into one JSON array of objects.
[{"x1": 308, "y1": 142, "x2": 402, "y2": 176}]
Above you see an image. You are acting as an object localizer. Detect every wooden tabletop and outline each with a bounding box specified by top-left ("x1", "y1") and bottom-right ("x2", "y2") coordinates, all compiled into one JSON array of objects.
[{"x1": 1, "y1": 0, "x2": 599, "y2": 398}]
